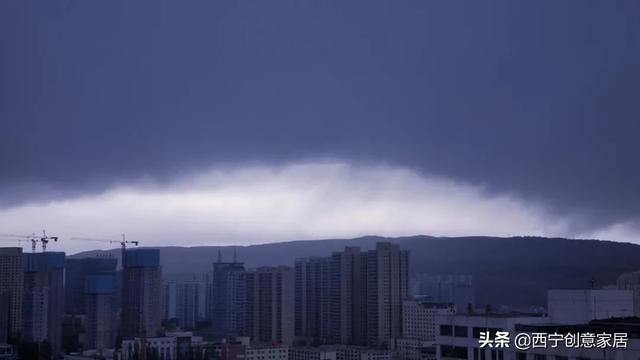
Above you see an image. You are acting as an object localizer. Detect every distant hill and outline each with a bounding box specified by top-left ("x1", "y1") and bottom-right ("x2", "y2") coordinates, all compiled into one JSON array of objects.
[{"x1": 71, "y1": 235, "x2": 640, "y2": 308}]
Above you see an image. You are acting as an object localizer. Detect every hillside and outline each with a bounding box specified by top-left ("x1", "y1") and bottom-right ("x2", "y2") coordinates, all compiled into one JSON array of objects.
[{"x1": 71, "y1": 235, "x2": 640, "y2": 307}]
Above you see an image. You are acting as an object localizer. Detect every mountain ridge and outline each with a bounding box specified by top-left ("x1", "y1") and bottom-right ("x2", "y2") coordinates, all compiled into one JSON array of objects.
[{"x1": 70, "y1": 235, "x2": 640, "y2": 307}]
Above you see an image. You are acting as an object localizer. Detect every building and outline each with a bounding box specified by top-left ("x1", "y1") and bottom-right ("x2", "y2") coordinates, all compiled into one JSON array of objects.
[
  {"x1": 366, "y1": 242, "x2": 409, "y2": 347},
  {"x1": 410, "y1": 275, "x2": 474, "y2": 314},
  {"x1": 0, "y1": 248, "x2": 23, "y2": 344},
  {"x1": 246, "y1": 266, "x2": 295, "y2": 346},
  {"x1": 65, "y1": 257, "x2": 117, "y2": 315},
  {"x1": 84, "y1": 274, "x2": 116, "y2": 351},
  {"x1": 0, "y1": 344, "x2": 16, "y2": 360},
  {"x1": 547, "y1": 289, "x2": 634, "y2": 324},
  {"x1": 175, "y1": 280, "x2": 201, "y2": 329},
  {"x1": 332, "y1": 247, "x2": 367, "y2": 346},
  {"x1": 295, "y1": 242, "x2": 409, "y2": 347},
  {"x1": 121, "y1": 331, "x2": 204, "y2": 360},
  {"x1": 397, "y1": 301, "x2": 456, "y2": 360},
  {"x1": 242, "y1": 345, "x2": 289, "y2": 360},
  {"x1": 289, "y1": 345, "x2": 393, "y2": 360},
  {"x1": 209, "y1": 258, "x2": 247, "y2": 339},
  {"x1": 213, "y1": 337, "x2": 250, "y2": 360},
  {"x1": 22, "y1": 251, "x2": 66, "y2": 355},
  {"x1": 294, "y1": 256, "x2": 332, "y2": 345},
  {"x1": 513, "y1": 317, "x2": 640, "y2": 360},
  {"x1": 165, "y1": 281, "x2": 177, "y2": 320},
  {"x1": 434, "y1": 312, "x2": 550, "y2": 360},
  {"x1": 120, "y1": 249, "x2": 163, "y2": 339},
  {"x1": 617, "y1": 270, "x2": 640, "y2": 316}
]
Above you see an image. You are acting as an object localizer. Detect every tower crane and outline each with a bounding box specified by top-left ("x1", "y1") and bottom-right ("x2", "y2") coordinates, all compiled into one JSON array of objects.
[
  {"x1": 69, "y1": 234, "x2": 139, "y2": 268},
  {"x1": 0, "y1": 230, "x2": 58, "y2": 252}
]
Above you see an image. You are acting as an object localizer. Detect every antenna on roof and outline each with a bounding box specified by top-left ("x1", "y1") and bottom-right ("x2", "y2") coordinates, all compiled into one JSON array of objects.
[
  {"x1": 233, "y1": 248, "x2": 238, "y2": 263},
  {"x1": 217, "y1": 248, "x2": 222, "y2": 263}
]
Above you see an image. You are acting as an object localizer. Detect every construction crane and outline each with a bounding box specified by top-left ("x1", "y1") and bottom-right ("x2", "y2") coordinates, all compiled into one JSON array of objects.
[
  {"x1": 0, "y1": 230, "x2": 58, "y2": 252},
  {"x1": 69, "y1": 234, "x2": 139, "y2": 268}
]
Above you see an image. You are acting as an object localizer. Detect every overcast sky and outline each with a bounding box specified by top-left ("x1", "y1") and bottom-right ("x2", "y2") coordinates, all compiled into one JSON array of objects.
[{"x1": 1, "y1": 1, "x2": 640, "y2": 253}]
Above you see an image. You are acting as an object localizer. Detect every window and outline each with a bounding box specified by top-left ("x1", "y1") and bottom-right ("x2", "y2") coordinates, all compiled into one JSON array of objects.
[
  {"x1": 441, "y1": 346, "x2": 468, "y2": 359},
  {"x1": 516, "y1": 353, "x2": 527, "y2": 360},
  {"x1": 533, "y1": 355, "x2": 546, "y2": 360},
  {"x1": 440, "y1": 325, "x2": 453, "y2": 336},
  {"x1": 454, "y1": 326, "x2": 468, "y2": 337},
  {"x1": 554, "y1": 356, "x2": 568, "y2": 360}
]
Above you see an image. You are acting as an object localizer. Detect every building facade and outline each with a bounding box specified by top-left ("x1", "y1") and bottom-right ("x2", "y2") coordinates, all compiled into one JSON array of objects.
[
  {"x1": 246, "y1": 266, "x2": 295, "y2": 346},
  {"x1": 434, "y1": 313, "x2": 550, "y2": 360},
  {"x1": 294, "y1": 256, "x2": 332, "y2": 345},
  {"x1": 22, "y1": 252, "x2": 66, "y2": 355},
  {"x1": 210, "y1": 260, "x2": 247, "y2": 339},
  {"x1": 0, "y1": 248, "x2": 23, "y2": 344},
  {"x1": 175, "y1": 281, "x2": 201, "y2": 329},
  {"x1": 84, "y1": 274, "x2": 116, "y2": 351},
  {"x1": 366, "y1": 242, "x2": 409, "y2": 347},
  {"x1": 617, "y1": 270, "x2": 640, "y2": 317},
  {"x1": 65, "y1": 257, "x2": 117, "y2": 315},
  {"x1": 295, "y1": 242, "x2": 409, "y2": 348},
  {"x1": 121, "y1": 331, "x2": 204, "y2": 360},
  {"x1": 547, "y1": 289, "x2": 634, "y2": 324},
  {"x1": 121, "y1": 249, "x2": 163, "y2": 340}
]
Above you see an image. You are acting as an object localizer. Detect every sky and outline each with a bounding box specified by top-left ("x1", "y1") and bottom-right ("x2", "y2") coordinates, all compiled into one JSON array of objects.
[{"x1": 1, "y1": 0, "x2": 640, "y2": 253}]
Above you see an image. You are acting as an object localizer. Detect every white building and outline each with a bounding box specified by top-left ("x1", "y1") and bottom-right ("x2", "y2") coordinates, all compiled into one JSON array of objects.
[
  {"x1": 397, "y1": 301, "x2": 456, "y2": 360},
  {"x1": 617, "y1": 271, "x2": 640, "y2": 316},
  {"x1": 290, "y1": 346, "x2": 393, "y2": 360},
  {"x1": 434, "y1": 312, "x2": 550, "y2": 360},
  {"x1": 547, "y1": 289, "x2": 633, "y2": 324},
  {"x1": 511, "y1": 318, "x2": 640, "y2": 360},
  {"x1": 241, "y1": 346, "x2": 289, "y2": 360},
  {"x1": 121, "y1": 331, "x2": 204, "y2": 360}
]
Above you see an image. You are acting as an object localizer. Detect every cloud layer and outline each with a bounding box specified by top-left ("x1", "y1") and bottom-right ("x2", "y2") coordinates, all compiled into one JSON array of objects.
[
  {"x1": 1, "y1": 1, "x2": 640, "y2": 243},
  {"x1": 2, "y1": 162, "x2": 630, "y2": 254}
]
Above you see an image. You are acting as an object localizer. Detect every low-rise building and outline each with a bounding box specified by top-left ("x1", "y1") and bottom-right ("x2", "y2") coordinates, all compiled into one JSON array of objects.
[
  {"x1": 121, "y1": 331, "x2": 204, "y2": 360},
  {"x1": 397, "y1": 301, "x2": 456, "y2": 360},
  {"x1": 289, "y1": 346, "x2": 393, "y2": 360},
  {"x1": 617, "y1": 271, "x2": 640, "y2": 317},
  {"x1": 241, "y1": 345, "x2": 289, "y2": 360},
  {"x1": 513, "y1": 317, "x2": 640, "y2": 360},
  {"x1": 434, "y1": 312, "x2": 549, "y2": 360},
  {"x1": 548, "y1": 289, "x2": 634, "y2": 324}
]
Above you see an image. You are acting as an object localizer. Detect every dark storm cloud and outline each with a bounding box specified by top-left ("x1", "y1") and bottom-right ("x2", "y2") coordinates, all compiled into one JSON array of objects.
[{"x1": 1, "y1": 0, "x2": 640, "y2": 230}]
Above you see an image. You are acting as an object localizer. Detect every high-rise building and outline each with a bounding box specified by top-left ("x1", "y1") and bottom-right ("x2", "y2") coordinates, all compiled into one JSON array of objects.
[
  {"x1": 209, "y1": 260, "x2": 247, "y2": 339},
  {"x1": 121, "y1": 249, "x2": 163, "y2": 340},
  {"x1": 295, "y1": 249, "x2": 366, "y2": 346},
  {"x1": 175, "y1": 281, "x2": 201, "y2": 329},
  {"x1": 331, "y1": 247, "x2": 367, "y2": 346},
  {"x1": 65, "y1": 257, "x2": 117, "y2": 315},
  {"x1": 0, "y1": 248, "x2": 23, "y2": 344},
  {"x1": 366, "y1": 242, "x2": 409, "y2": 347},
  {"x1": 84, "y1": 274, "x2": 116, "y2": 350},
  {"x1": 295, "y1": 242, "x2": 409, "y2": 348},
  {"x1": 294, "y1": 257, "x2": 332, "y2": 344},
  {"x1": 246, "y1": 266, "x2": 294, "y2": 346},
  {"x1": 164, "y1": 281, "x2": 177, "y2": 321},
  {"x1": 22, "y1": 252, "x2": 66, "y2": 355}
]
